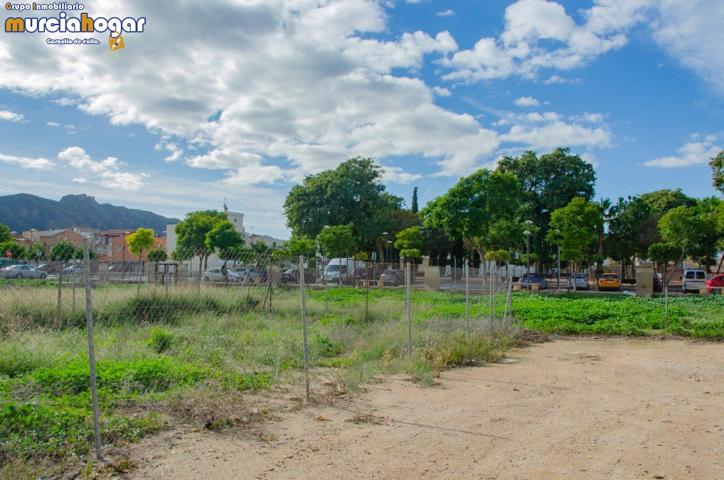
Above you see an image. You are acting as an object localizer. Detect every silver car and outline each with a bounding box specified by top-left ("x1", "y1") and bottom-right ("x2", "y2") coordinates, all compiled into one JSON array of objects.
[
  {"x1": 0, "y1": 264, "x2": 47, "y2": 279},
  {"x1": 203, "y1": 267, "x2": 242, "y2": 282}
]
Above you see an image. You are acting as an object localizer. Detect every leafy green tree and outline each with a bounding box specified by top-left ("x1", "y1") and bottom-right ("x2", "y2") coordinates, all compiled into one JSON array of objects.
[
  {"x1": 658, "y1": 204, "x2": 719, "y2": 269},
  {"x1": 0, "y1": 241, "x2": 25, "y2": 260},
  {"x1": 423, "y1": 169, "x2": 521, "y2": 264},
  {"x1": 50, "y1": 241, "x2": 77, "y2": 262},
  {"x1": 411, "y1": 187, "x2": 419, "y2": 213},
  {"x1": 497, "y1": 148, "x2": 596, "y2": 268},
  {"x1": 175, "y1": 210, "x2": 227, "y2": 268},
  {"x1": 648, "y1": 242, "x2": 683, "y2": 291},
  {"x1": 711, "y1": 150, "x2": 724, "y2": 194},
  {"x1": 606, "y1": 196, "x2": 654, "y2": 275},
  {"x1": 640, "y1": 189, "x2": 696, "y2": 215},
  {"x1": 126, "y1": 227, "x2": 155, "y2": 261},
  {"x1": 287, "y1": 235, "x2": 317, "y2": 258},
  {"x1": 395, "y1": 226, "x2": 424, "y2": 261},
  {"x1": 284, "y1": 158, "x2": 402, "y2": 250},
  {"x1": 546, "y1": 197, "x2": 601, "y2": 287},
  {"x1": 148, "y1": 248, "x2": 168, "y2": 263},
  {"x1": 0, "y1": 223, "x2": 11, "y2": 243},
  {"x1": 205, "y1": 221, "x2": 243, "y2": 263},
  {"x1": 317, "y1": 225, "x2": 356, "y2": 258},
  {"x1": 27, "y1": 242, "x2": 47, "y2": 262}
]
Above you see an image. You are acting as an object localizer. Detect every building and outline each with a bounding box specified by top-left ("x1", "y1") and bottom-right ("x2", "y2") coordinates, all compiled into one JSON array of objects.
[{"x1": 101, "y1": 229, "x2": 166, "y2": 262}]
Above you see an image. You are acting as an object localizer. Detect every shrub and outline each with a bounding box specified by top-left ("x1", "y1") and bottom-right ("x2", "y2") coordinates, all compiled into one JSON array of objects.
[{"x1": 147, "y1": 328, "x2": 173, "y2": 354}]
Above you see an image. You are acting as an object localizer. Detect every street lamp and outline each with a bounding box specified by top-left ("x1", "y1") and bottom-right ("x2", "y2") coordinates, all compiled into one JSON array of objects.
[
  {"x1": 523, "y1": 220, "x2": 533, "y2": 277},
  {"x1": 554, "y1": 228, "x2": 561, "y2": 289}
]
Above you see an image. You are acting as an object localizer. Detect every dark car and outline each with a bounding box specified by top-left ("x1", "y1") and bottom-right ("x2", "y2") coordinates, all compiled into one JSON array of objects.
[
  {"x1": 519, "y1": 273, "x2": 547, "y2": 290},
  {"x1": 379, "y1": 269, "x2": 404, "y2": 286},
  {"x1": 280, "y1": 268, "x2": 299, "y2": 283}
]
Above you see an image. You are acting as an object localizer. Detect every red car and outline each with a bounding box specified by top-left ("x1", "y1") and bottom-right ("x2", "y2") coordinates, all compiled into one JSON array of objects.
[{"x1": 706, "y1": 274, "x2": 724, "y2": 294}]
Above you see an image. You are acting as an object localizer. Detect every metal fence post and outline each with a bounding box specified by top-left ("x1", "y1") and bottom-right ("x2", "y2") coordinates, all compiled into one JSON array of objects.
[
  {"x1": 406, "y1": 261, "x2": 412, "y2": 360},
  {"x1": 55, "y1": 270, "x2": 63, "y2": 328},
  {"x1": 83, "y1": 240, "x2": 103, "y2": 461},
  {"x1": 299, "y1": 255, "x2": 310, "y2": 405},
  {"x1": 464, "y1": 259, "x2": 470, "y2": 340},
  {"x1": 489, "y1": 260, "x2": 494, "y2": 331},
  {"x1": 503, "y1": 265, "x2": 513, "y2": 329}
]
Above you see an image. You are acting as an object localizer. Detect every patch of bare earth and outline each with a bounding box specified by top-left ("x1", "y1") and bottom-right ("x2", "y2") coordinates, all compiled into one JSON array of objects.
[{"x1": 127, "y1": 338, "x2": 724, "y2": 479}]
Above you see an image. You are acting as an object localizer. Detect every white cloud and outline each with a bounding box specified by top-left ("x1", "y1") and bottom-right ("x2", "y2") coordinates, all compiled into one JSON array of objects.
[
  {"x1": 57, "y1": 146, "x2": 148, "y2": 190},
  {"x1": 644, "y1": 137, "x2": 721, "y2": 168},
  {"x1": 514, "y1": 96, "x2": 540, "y2": 107},
  {"x1": 0, "y1": 110, "x2": 26, "y2": 123},
  {"x1": 46, "y1": 121, "x2": 60, "y2": 127},
  {"x1": 650, "y1": 0, "x2": 724, "y2": 95},
  {"x1": 0, "y1": 153, "x2": 54, "y2": 170},
  {"x1": 437, "y1": 9, "x2": 455, "y2": 17},
  {"x1": 443, "y1": 0, "x2": 650, "y2": 82},
  {"x1": 380, "y1": 165, "x2": 422, "y2": 183},
  {"x1": 432, "y1": 86, "x2": 451, "y2": 97}
]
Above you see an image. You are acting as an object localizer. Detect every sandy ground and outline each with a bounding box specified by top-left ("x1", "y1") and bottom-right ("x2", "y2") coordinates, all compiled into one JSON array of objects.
[{"x1": 128, "y1": 338, "x2": 724, "y2": 480}]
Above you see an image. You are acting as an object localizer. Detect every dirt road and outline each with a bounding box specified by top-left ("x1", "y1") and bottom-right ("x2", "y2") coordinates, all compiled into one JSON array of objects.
[{"x1": 129, "y1": 338, "x2": 724, "y2": 479}]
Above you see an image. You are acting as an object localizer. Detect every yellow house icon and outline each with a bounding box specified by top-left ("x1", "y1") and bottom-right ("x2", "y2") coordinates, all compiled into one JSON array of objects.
[{"x1": 109, "y1": 33, "x2": 124, "y2": 51}]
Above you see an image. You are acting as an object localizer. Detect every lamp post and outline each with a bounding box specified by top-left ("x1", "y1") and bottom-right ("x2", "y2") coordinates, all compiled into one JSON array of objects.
[
  {"x1": 554, "y1": 228, "x2": 561, "y2": 290},
  {"x1": 523, "y1": 220, "x2": 533, "y2": 278},
  {"x1": 381, "y1": 232, "x2": 388, "y2": 263}
]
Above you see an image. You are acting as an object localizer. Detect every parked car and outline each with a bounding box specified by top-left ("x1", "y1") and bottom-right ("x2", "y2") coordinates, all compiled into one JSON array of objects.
[
  {"x1": 705, "y1": 274, "x2": 724, "y2": 294},
  {"x1": 519, "y1": 273, "x2": 547, "y2": 290},
  {"x1": 567, "y1": 273, "x2": 589, "y2": 290},
  {"x1": 0, "y1": 264, "x2": 47, "y2": 279},
  {"x1": 597, "y1": 273, "x2": 621, "y2": 291},
  {"x1": 280, "y1": 268, "x2": 299, "y2": 283},
  {"x1": 62, "y1": 265, "x2": 84, "y2": 276},
  {"x1": 203, "y1": 267, "x2": 241, "y2": 282},
  {"x1": 235, "y1": 267, "x2": 261, "y2": 283},
  {"x1": 380, "y1": 269, "x2": 404, "y2": 286},
  {"x1": 682, "y1": 269, "x2": 707, "y2": 293}
]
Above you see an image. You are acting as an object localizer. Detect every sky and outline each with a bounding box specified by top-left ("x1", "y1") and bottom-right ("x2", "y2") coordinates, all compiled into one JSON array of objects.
[{"x1": 0, "y1": 0, "x2": 722, "y2": 239}]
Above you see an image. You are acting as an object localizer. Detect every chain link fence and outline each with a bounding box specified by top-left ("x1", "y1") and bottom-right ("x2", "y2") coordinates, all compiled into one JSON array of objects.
[{"x1": 1, "y1": 241, "x2": 518, "y2": 459}]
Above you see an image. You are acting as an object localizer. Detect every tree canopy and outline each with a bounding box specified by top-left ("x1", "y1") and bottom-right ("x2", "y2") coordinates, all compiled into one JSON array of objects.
[
  {"x1": 0, "y1": 224, "x2": 11, "y2": 243},
  {"x1": 284, "y1": 157, "x2": 402, "y2": 251},
  {"x1": 175, "y1": 210, "x2": 227, "y2": 258},
  {"x1": 711, "y1": 151, "x2": 723, "y2": 195},
  {"x1": 316, "y1": 225, "x2": 355, "y2": 258},
  {"x1": 496, "y1": 148, "x2": 596, "y2": 266},
  {"x1": 546, "y1": 197, "x2": 601, "y2": 270},
  {"x1": 422, "y1": 169, "x2": 522, "y2": 260},
  {"x1": 126, "y1": 228, "x2": 155, "y2": 260}
]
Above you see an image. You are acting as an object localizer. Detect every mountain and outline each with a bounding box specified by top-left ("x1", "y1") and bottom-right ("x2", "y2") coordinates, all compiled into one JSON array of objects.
[{"x1": 0, "y1": 194, "x2": 179, "y2": 234}]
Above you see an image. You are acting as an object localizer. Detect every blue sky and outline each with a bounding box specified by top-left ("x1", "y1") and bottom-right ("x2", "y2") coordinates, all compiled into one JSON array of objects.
[{"x1": 0, "y1": 0, "x2": 722, "y2": 239}]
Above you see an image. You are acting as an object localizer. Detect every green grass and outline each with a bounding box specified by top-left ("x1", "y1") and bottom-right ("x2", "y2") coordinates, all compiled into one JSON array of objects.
[
  {"x1": 1, "y1": 282, "x2": 720, "y2": 472},
  {"x1": 0, "y1": 283, "x2": 511, "y2": 470},
  {"x1": 511, "y1": 293, "x2": 724, "y2": 337}
]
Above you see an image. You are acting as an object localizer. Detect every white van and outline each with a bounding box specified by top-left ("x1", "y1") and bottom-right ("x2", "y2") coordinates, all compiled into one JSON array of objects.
[
  {"x1": 682, "y1": 269, "x2": 707, "y2": 293},
  {"x1": 324, "y1": 258, "x2": 364, "y2": 283}
]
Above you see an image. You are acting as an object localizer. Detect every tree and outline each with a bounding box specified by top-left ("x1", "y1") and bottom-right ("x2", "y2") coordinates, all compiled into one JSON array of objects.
[
  {"x1": 175, "y1": 210, "x2": 227, "y2": 270},
  {"x1": 205, "y1": 220, "x2": 243, "y2": 263},
  {"x1": 658, "y1": 204, "x2": 719, "y2": 270},
  {"x1": 284, "y1": 158, "x2": 402, "y2": 250},
  {"x1": 606, "y1": 196, "x2": 654, "y2": 277},
  {"x1": 317, "y1": 225, "x2": 356, "y2": 259},
  {"x1": 546, "y1": 197, "x2": 600, "y2": 289},
  {"x1": 126, "y1": 228, "x2": 155, "y2": 261},
  {"x1": 497, "y1": 148, "x2": 596, "y2": 268},
  {"x1": 648, "y1": 242, "x2": 682, "y2": 295},
  {"x1": 711, "y1": 150, "x2": 724, "y2": 195},
  {"x1": 0, "y1": 223, "x2": 11, "y2": 243},
  {"x1": 27, "y1": 242, "x2": 47, "y2": 262},
  {"x1": 411, "y1": 187, "x2": 419, "y2": 213},
  {"x1": 395, "y1": 226, "x2": 423, "y2": 261},
  {"x1": 0, "y1": 241, "x2": 26, "y2": 260},
  {"x1": 423, "y1": 169, "x2": 522, "y2": 265},
  {"x1": 286, "y1": 235, "x2": 317, "y2": 258},
  {"x1": 148, "y1": 248, "x2": 167, "y2": 263},
  {"x1": 50, "y1": 241, "x2": 76, "y2": 262}
]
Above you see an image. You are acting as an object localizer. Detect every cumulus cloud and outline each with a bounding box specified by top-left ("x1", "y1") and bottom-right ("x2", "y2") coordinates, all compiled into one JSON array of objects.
[
  {"x1": 442, "y1": 0, "x2": 651, "y2": 82},
  {"x1": 380, "y1": 165, "x2": 422, "y2": 183},
  {"x1": 437, "y1": 9, "x2": 455, "y2": 17},
  {"x1": 643, "y1": 136, "x2": 721, "y2": 168},
  {"x1": 0, "y1": 110, "x2": 26, "y2": 123},
  {"x1": 514, "y1": 96, "x2": 540, "y2": 107},
  {"x1": 57, "y1": 146, "x2": 148, "y2": 190},
  {"x1": 0, "y1": 153, "x2": 54, "y2": 170},
  {"x1": 0, "y1": 0, "x2": 625, "y2": 185}
]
